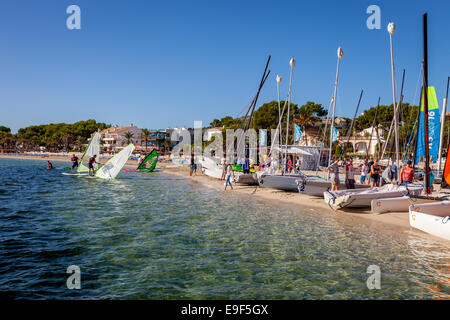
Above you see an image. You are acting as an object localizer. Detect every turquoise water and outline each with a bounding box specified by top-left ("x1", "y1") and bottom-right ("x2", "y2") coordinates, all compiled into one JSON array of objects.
[{"x1": 0, "y1": 158, "x2": 449, "y2": 299}]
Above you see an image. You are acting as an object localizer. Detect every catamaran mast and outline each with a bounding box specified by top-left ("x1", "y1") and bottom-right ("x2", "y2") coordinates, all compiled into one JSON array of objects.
[
  {"x1": 423, "y1": 13, "x2": 431, "y2": 194},
  {"x1": 314, "y1": 97, "x2": 333, "y2": 175},
  {"x1": 388, "y1": 22, "x2": 400, "y2": 170},
  {"x1": 437, "y1": 76, "x2": 450, "y2": 173},
  {"x1": 283, "y1": 57, "x2": 295, "y2": 174},
  {"x1": 276, "y1": 74, "x2": 283, "y2": 148},
  {"x1": 327, "y1": 46, "x2": 344, "y2": 176},
  {"x1": 343, "y1": 90, "x2": 363, "y2": 157}
]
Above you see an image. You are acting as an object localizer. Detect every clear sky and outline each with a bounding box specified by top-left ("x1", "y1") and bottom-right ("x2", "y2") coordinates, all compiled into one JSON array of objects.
[{"x1": 0, "y1": 0, "x2": 449, "y2": 133}]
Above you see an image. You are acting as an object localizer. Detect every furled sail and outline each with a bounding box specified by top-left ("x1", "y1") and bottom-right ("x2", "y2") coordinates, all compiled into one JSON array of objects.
[
  {"x1": 415, "y1": 86, "x2": 440, "y2": 163},
  {"x1": 137, "y1": 149, "x2": 158, "y2": 171},
  {"x1": 95, "y1": 144, "x2": 135, "y2": 179},
  {"x1": 78, "y1": 132, "x2": 101, "y2": 173}
]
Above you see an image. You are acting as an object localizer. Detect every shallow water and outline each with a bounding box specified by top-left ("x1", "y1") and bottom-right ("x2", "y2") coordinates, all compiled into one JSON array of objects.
[{"x1": 0, "y1": 158, "x2": 448, "y2": 299}]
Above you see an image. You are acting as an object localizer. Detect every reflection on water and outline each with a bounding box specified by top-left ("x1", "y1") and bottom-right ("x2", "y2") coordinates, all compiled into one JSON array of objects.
[
  {"x1": 407, "y1": 235, "x2": 450, "y2": 299},
  {"x1": 0, "y1": 158, "x2": 448, "y2": 299}
]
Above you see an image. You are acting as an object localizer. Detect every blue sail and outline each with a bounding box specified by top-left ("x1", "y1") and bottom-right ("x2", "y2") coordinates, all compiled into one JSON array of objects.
[{"x1": 415, "y1": 86, "x2": 440, "y2": 163}]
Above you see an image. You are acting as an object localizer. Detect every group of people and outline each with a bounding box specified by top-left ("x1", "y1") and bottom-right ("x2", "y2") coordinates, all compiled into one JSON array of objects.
[
  {"x1": 284, "y1": 155, "x2": 302, "y2": 174},
  {"x1": 327, "y1": 157, "x2": 420, "y2": 192}
]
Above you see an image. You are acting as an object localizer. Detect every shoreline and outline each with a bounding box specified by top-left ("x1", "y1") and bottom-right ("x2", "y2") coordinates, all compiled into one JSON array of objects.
[
  {"x1": 1, "y1": 154, "x2": 446, "y2": 243},
  {"x1": 159, "y1": 166, "x2": 449, "y2": 243}
]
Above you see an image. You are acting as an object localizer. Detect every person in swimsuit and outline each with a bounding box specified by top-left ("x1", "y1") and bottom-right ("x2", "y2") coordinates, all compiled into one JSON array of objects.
[
  {"x1": 370, "y1": 159, "x2": 381, "y2": 187},
  {"x1": 47, "y1": 161, "x2": 53, "y2": 170},
  {"x1": 71, "y1": 154, "x2": 79, "y2": 173},
  {"x1": 88, "y1": 155, "x2": 99, "y2": 176}
]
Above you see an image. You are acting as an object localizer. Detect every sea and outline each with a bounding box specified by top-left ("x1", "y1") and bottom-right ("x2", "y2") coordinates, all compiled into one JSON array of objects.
[{"x1": 0, "y1": 158, "x2": 448, "y2": 299}]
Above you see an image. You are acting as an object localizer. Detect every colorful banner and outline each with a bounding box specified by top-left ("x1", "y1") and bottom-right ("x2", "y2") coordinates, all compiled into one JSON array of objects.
[
  {"x1": 415, "y1": 86, "x2": 440, "y2": 163},
  {"x1": 294, "y1": 124, "x2": 302, "y2": 142},
  {"x1": 332, "y1": 127, "x2": 338, "y2": 142},
  {"x1": 259, "y1": 129, "x2": 267, "y2": 147}
]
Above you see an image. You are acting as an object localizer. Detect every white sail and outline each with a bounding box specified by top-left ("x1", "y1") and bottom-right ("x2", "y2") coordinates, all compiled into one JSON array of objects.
[
  {"x1": 78, "y1": 132, "x2": 101, "y2": 173},
  {"x1": 95, "y1": 144, "x2": 135, "y2": 179}
]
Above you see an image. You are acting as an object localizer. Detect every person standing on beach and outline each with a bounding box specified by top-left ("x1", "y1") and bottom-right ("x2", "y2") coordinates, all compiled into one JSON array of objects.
[
  {"x1": 370, "y1": 159, "x2": 381, "y2": 187},
  {"x1": 47, "y1": 161, "x2": 53, "y2": 170},
  {"x1": 295, "y1": 156, "x2": 301, "y2": 174},
  {"x1": 327, "y1": 158, "x2": 340, "y2": 191},
  {"x1": 71, "y1": 154, "x2": 79, "y2": 173},
  {"x1": 88, "y1": 155, "x2": 99, "y2": 176},
  {"x1": 242, "y1": 154, "x2": 250, "y2": 174},
  {"x1": 224, "y1": 163, "x2": 234, "y2": 190},
  {"x1": 360, "y1": 159, "x2": 368, "y2": 184},
  {"x1": 220, "y1": 154, "x2": 226, "y2": 180},
  {"x1": 189, "y1": 153, "x2": 197, "y2": 176},
  {"x1": 400, "y1": 160, "x2": 414, "y2": 185},
  {"x1": 345, "y1": 158, "x2": 355, "y2": 189}
]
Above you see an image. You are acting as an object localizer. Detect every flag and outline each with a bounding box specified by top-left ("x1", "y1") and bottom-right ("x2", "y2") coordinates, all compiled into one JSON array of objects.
[
  {"x1": 294, "y1": 124, "x2": 302, "y2": 142},
  {"x1": 415, "y1": 86, "x2": 440, "y2": 163},
  {"x1": 259, "y1": 129, "x2": 267, "y2": 147},
  {"x1": 332, "y1": 127, "x2": 338, "y2": 142}
]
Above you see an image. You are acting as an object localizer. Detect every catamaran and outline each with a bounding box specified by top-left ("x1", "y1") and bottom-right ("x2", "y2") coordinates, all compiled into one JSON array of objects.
[
  {"x1": 62, "y1": 132, "x2": 101, "y2": 176},
  {"x1": 94, "y1": 144, "x2": 136, "y2": 179},
  {"x1": 409, "y1": 201, "x2": 450, "y2": 241}
]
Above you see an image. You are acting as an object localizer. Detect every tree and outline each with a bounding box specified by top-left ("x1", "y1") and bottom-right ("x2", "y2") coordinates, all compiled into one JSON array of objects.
[
  {"x1": 141, "y1": 128, "x2": 150, "y2": 147},
  {"x1": 122, "y1": 131, "x2": 134, "y2": 146}
]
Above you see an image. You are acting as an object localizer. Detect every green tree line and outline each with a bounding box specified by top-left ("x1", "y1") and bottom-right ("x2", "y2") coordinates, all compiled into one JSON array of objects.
[{"x1": 0, "y1": 120, "x2": 110, "y2": 152}]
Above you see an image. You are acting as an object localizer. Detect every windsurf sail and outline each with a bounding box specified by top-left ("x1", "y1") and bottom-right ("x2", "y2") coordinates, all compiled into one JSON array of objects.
[
  {"x1": 95, "y1": 144, "x2": 135, "y2": 179},
  {"x1": 137, "y1": 149, "x2": 158, "y2": 171},
  {"x1": 78, "y1": 132, "x2": 101, "y2": 173},
  {"x1": 415, "y1": 86, "x2": 440, "y2": 163}
]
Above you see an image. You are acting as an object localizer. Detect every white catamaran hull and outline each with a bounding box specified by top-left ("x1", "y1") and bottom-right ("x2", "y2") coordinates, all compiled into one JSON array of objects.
[
  {"x1": 258, "y1": 173, "x2": 369, "y2": 196},
  {"x1": 234, "y1": 172, "x2": 258, "y2": 185},
  {"x1": 409, "y1": 201, "x2": 450, "y2": 240},
  {"x1": 324, "y1": 184, "x2": 423, "y2": 209},
  {"x1": 371, "y1": 195, "x2": 445, "y2": 214}
]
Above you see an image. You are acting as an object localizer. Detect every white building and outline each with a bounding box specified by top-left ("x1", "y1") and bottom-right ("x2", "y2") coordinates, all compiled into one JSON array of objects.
[{"x1": 100, "y1": 125, "x2": 142, "y2": 152}]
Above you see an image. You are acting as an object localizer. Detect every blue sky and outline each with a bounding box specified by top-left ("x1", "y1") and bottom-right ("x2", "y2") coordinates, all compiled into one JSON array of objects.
[{"x1": 0, "y1": 0, "x2": 449, "y2": 133}]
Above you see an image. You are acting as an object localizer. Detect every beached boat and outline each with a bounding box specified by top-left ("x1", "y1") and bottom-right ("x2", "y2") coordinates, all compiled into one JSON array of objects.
[
  {"x1": 371, "y1": 195, "x2": 446, "y2": 214},
  {"x1": 324, "y1": 184, "x2": 423, "y2": 209},
  {"x1": 258, "y1": 172, "x2": 369, "y2": 195},
  {"x1": 409, "y1": 201, "x2": 450, "y2": 240},
  {"x1": 233, "y1": 172, "x2": 258, "y2": 185},
  {"x1": 198, "y1": 156, "x2": 223, "y2": 179}
]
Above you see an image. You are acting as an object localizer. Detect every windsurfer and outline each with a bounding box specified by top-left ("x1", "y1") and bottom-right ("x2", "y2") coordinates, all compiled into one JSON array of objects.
[
  {"x1": 88, "y1": 155, "x2": 100, "y2": 176},
  {"x1": 71, "y1": 154, "x2": 79, "y2": 173}
]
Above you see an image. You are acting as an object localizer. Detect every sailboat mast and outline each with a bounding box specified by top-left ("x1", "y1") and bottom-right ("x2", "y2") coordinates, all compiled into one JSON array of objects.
[
  {"x1": 343, "y1": 90, "x2": 363, "y2": 157},
  {"x1": 423, "y1": 13, "x2": 431, "y2": 194},
  {"x1": 388, "y1": 22, "x2": 400, "y2": 170},
  {"x1": 437, "y1": 76, "x2": 450, "y2": 172},
  {"x1": 327, "y1": 46, "x2": 344, "y2": 172},
  {"x1": 276, "y1": 74, "x2": 282, "y2": 148},
  {"x1": 283, "y1": 57, "x2": 295, "y2": 174}
]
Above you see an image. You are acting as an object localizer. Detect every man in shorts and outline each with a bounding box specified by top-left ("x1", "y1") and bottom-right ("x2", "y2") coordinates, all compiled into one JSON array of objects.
[
  {"x1": 88, "y1": 155, "x2": 99, "y2": 176},
  {"x1": 328, "y1": 158, "x2": 340, "y2": 191}
]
